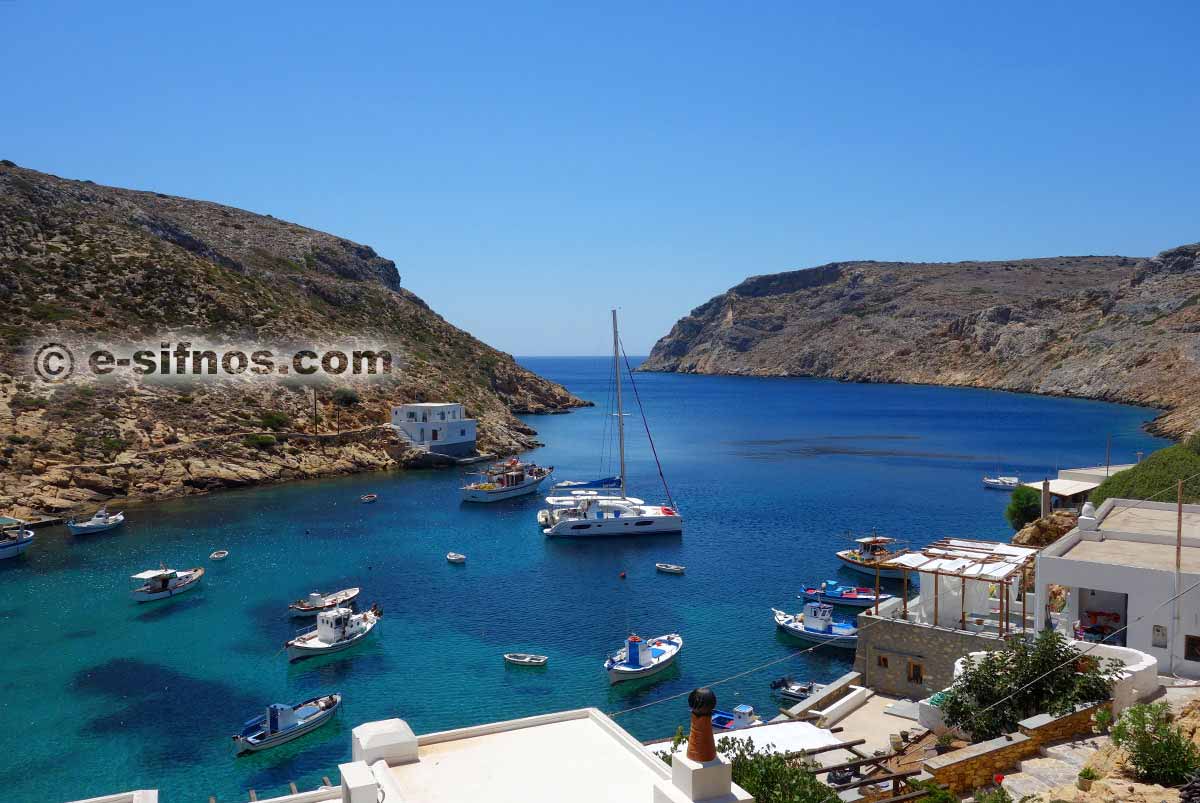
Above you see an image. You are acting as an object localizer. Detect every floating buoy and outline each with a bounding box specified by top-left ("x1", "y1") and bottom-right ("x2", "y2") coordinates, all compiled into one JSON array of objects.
[{"x1": 619, "y1": 571, "x2": 626, "y2": 579}]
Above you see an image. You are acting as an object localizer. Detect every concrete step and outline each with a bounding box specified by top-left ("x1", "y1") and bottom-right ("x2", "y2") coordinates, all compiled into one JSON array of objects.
[
  {"x1": 1041, "y1": 737, "x2": 1101, "y2": 769},
  {"x1": 1002, "y1": 756, "x2": 1080, "y2": 799}
]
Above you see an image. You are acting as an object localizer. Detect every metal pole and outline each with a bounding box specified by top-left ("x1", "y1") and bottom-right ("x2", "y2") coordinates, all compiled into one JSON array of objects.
[
  {"x1": 612, "y1": 309, "x2": 626, "y2": 499},
  {"x1": 874, "y1": 561, "x2": 881, "y2": 615},
  {"x1": 902, "y1": 569, "x2": 908, "y2": 619},
  {"x1": 933, "y1": 572, "x2": 939, "y2": 627},
  {"x1": 1021, "y1": 569, "x2": 1028, "y2": 633},
  {"x1": 1105, "y1": 434, "x2": 1112, "y2": 477},
  {"x1": 960, "y1": 576, "x2": 966, "y2": 630},
  {"x1": 1173, "y1": 479, "x2": 1183, "y2": 674}
]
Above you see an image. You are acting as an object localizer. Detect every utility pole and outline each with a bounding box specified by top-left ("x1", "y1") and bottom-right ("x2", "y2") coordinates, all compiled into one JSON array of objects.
[
  {"x1": 1105, "y1": 434, "x2": 1112, "y2": 477},
  {"x1": 1173, "y1": 479, "x2": 1183, "y2": 675}
]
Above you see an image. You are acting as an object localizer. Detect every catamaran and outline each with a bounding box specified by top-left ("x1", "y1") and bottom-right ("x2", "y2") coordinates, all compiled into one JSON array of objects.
[
  {"x1": 539, "y1": 310, "x2": 682, "y2": 538},
  {"x1": 460, "y1": 458, "x2": 553, "y2": 502}
]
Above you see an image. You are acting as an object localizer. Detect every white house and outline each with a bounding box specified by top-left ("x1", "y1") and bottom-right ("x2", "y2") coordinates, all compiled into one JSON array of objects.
[
  {"x1": 391, "y1": 403, "x2": 476, "y2": 457},
  {"x1": 1035, "y1": 497, "x2": 1200, "y2": 678}
]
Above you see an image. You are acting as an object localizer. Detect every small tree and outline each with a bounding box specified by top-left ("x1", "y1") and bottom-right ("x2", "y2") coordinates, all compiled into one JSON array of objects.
[
  {"x1": 656, "y1": 734, "x2": 837, "y2": 803},
  {"x1": 1005, "y1": 485, "x2": 1042, "y2": 530},
  {"x1": 331, "y1": 387, "x2": 361, "y2": 436},
  {"x1": 1111, "y1": 702, "x2": 1200, "y2": 786},
  {"x1": 259, "y1": 411, "x2": 290, "y2": 431},
  {"x1": 940, "y1": 630, "x2": 1118, "y2": 741}
]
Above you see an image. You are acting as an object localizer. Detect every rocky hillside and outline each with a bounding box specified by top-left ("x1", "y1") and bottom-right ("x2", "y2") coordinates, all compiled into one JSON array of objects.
[
  {"x1": 0, "y1": 161, "x2": 586, "y2": 518},
  {"x1": 642, "y1": 245, "x2": 1200, "y2": 438}
]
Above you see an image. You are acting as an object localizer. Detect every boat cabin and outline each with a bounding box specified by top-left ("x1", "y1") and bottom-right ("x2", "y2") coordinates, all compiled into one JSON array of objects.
[
  {"x1": 802, "y1": 601, "x2": 835, "y2": 633},
  {"x1": 623, "y1": 635, "x2": 648, "y2": 667},
  {"x1": 131, "y1": 569, "x2": 178, "y2": 592},
  {"x1": 390, "y1": 403, "x2": 477, "y2": 457},
  {"x1": 314, "y1": 607, "x2": 365, "y2": 642}
]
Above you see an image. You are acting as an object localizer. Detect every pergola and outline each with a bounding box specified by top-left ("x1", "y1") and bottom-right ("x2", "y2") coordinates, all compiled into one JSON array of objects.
[{"x1": 880, "y1": 539, "x2": 1039, "y2": 636}]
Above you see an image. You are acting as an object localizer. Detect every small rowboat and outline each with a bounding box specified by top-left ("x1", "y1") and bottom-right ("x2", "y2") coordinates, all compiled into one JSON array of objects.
[
  {"x1": 446, "y1": 552, "x2": 466, "y2": 564},
  {"x1": 210, "y1": 550, "x2": 229, "y2": 561},
  {"x1": 360, "y1": 494, "x2": 378, "y2": 503},
  {"x1": 232, "y1": 693, "x2": 341, "y2": 754},
  {"x1": 655, "y1": 563, "x2": 685, "y2": 575},
  {"x1": 503, "y1": 653, "x2": 548, "y2": 666}
]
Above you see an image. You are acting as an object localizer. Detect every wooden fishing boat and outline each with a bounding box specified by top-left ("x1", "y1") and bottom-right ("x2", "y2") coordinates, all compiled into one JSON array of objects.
[
  {"x1": 460, "y1": 459, "x2": 553, "y2": 502},
  {"x1": 130, "y1": 567, "x2": 204, "y2": 602},
  {"x1": 800, "y1": 581, "x2": 893, "y2": 608},
  {"x1": 655, "y1": 563, "x2": 685, "y2": 575},
  {"x1": 67, "y1": 507, "x2": 125, "y2": 535},
  {"x1": 835, "y1": 535, "x2": 907, "y2": 580},
  {"x1": 503, "y1": 653, "x2": 549, "y2": 666},
  {"x1": 232, "y1": 693, "x2": 341, "y2": 754},
  {"x1": 772, "y1": 603, "x2": 857, "y2": 649},
  {"x1": 0, "y1": 520, "x2": 34, "y2": 560},
  {"x1": 285, "y1": 605, "x2": 381, "y2": 661},
  {"x1": 288, "y1": 587, "x2": 361, "y2": 617}
]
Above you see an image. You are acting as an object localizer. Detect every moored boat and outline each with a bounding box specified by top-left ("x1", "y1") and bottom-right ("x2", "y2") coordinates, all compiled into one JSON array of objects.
[
  {"x1": 446, "y1": 552, "x2": 466, "y2": 564},
  {"x1": 209, "y1": 549, "x2": 229, "y2": 561},
  {"x1": 551, "y1": 476, "x2": 621, "y2": 492},
  {"x1": 772, "y1": 602, "x2": 858, "y2": 649},
  {"x1": 285, "y1": 605, "x2": 381, "y2": 661},
  {"x1": 130, "y1": 566, "x2": 205, "y2": 602},
  {"x1": 800, "y1": 581, "x2": 892, "y2": 608},
  {"x1": 712, "y1": 703, "x2": 759, "y2": 732},
  {"x1": 460, "y1": 458, "x2": 553, "y2": 502},
  {"x1": 835, "y1": 534, "x2": 907, "y2": 580},
  {"x1": 67, "y1": 506, "x2": 125, "y2": 535},
  {"x1": 983, "y1": 475, "x2": 1020, "y2": 490},
  {"x1": 503, "y1": 653, "x2": 548, "y2": 666},
  {"x1": 360, "y1": 494, "x2": 378, "y2": 503},
  {"x1": 232, "y1": 693, "x2": 341, "y2": 754},
  {"x1": 604, "y1": 633, "x2": 682, "y2": 684},
  {"x1": 655, "y1": 563, "x2": 685, "y2": 575},
  {"x1": 288, "y1": 587, "x2": 361, "y2": 617},
  {"x1": 769, "y1": 675, "x2": 824, "y2": 703},
  {"x1": 0, "y1": 520, "x2": 34, "y2": 560}
]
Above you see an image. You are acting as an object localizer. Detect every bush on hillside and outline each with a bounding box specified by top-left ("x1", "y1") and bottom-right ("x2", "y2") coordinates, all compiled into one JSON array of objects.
[
  {"x1": 259, "y1": 411, "x2": 291, "y2": 431},
  {"x1": 1111, "y1": 702, "x2": 1200, "y2": 786},
  {"x1": 1090, "y1": 444, "x2": 1200, "y2": 506},
  {"x1": 1005, "y1": 485, "x2": 1041, "y2": 530}
]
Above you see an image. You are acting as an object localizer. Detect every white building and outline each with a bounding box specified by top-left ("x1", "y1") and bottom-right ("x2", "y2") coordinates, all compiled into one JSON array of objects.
[
  {"x1": 75, "y1": 708, "x2": 753, "y2": 803},
  {"x1": 1035, "y1": 497, "x2": 1200, "y2": 678},
  {"x1": 391, "y1": 403, "x2": 476, "y2": 457}
]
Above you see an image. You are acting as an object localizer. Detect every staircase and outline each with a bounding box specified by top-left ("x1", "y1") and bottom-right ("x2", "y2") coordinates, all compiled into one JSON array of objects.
[{"x1": 1000, "y1": 736, "x2": 1102, "y2": 799}]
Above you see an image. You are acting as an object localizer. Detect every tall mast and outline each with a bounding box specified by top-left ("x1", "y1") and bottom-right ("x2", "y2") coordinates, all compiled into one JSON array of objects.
[{"x1": 613, "y1": 308, "x2": 626, "y2": 499}]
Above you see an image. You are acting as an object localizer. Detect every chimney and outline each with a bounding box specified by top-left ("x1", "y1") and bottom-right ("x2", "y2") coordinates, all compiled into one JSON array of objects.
[{"x1": 653, "y1": 689, "x2": 753, "y2": 803}]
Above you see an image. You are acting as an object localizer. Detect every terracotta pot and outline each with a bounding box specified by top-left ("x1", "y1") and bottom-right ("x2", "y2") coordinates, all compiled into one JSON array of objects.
[{"x1": 1077, "y1": 778, "x2": 1093, "y2": 791}]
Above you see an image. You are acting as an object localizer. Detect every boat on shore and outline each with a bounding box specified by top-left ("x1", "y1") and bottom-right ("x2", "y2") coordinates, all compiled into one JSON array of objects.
[
  {"x1": 835, "y1": 534, "x2": 908, "y2": 580},
  {"x1": 712, "y1": 704, "x2": 760, "y2": 732},
  {"x1": 769, "y1": 676, "x2": 824, "y2": 703},
  {"x1": 460, "y1": 458, "x2": 553, "y2": 502},
  {"x1": 285, "y1": 605, "x2": 381, "y2": 661},
  {"x1": 130, "y1": 567, "x2": 205, "y2": 602},
  {"x1": 800, "y1": 581, "x2": 892, "y2": 608},
  {"x1": 503, "y1": 653, "x2": 548, "y2": 666},
  {"x1": 67, "y1": 507, "x2": 125, "y2": 535},
  {"x1": 655, "y1": 563, "x2": 685, "y2": 575},
  {"x1": 772, "y1": 602, "x2": 857, "y2": 650},
  {"x1": 288, "y1": 588, "x2": 361, "y2": 617},
  {"x1": 604, "y1": 633, "x2": 682, "y2": 684},
  {"x1": 982, "y1": 475, "x2": 1020, "y2": 490},
  {"x1": 232, "y1": 693, "x2": 341, "y2": 754},
  {"x1": 0, "y1": 519, "x2": 34, "y2": 560}
]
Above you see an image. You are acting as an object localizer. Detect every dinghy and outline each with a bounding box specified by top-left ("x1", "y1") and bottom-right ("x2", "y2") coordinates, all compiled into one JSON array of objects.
[
  {"x1": 446, "y1": 552, "x2": 466, "y2": 564},
  {"x1": 772, "y1": 602, "x2": 857, "y2": 650},
  {"x1": 360, "y1": 494, "x2": 378, "y2": 503},
  {"x1": 769, "y1": 676, "x2": 824, "y2": 703},
  {"x1": 288, "y1": 587, "x2": 361, "y2": 617},
  {"x1": 209, "y1": 549, "x2": 229, "y2": 561},
  {"x1": 503, "y1": 653, "x2": 549, "y2": 666},
  {"x1": 285, "y1": 605, "x2": 381, "y2": 661},
  {"x1": 130, "y1": 567, "x2": 204, "y2": 602},
  {"x1": 800, "y1": 581, "x2": 893, "y2": 608},
  {"x1": 604, "y1": 633, "x2": 683, "y2": 684},
  {"x1": 0, "y1": 520, "x2": 34, "y2": 560},
  {"x1": 232, "y1": 693, "x2": 341, "y2": 754},
  {"x1": 712, "y1": 704, "x2": 760, "y2": 732},
  {"x1": 67, "y1": 507, "x2": 125, "y2": 535},
  {"x1": 655, "y1": 563, "x2": 685, "y2": 575}
]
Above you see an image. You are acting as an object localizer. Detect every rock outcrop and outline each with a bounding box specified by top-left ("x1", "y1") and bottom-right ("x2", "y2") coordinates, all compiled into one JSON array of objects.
[
  {"x1": 0, "y1": 162, "x2": 587, "y2": 517},
  {"x1": 642, "y1": 245, "x2": 1200, "y2": 438}
]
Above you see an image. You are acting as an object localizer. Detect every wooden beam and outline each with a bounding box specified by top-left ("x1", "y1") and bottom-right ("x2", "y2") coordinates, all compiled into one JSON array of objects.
[
  {"x1": 829, "y1": 769, "x2": 922, "y2": 792},
  {"x1": 809, "y1": 748, "x2": 896, "y2": 772},
  {"x1": 776, "y1": 707, "x2": 821, "y2": 722},
  {"x1": 933, "y1": 571, "x2": 939, "y2": 626}
]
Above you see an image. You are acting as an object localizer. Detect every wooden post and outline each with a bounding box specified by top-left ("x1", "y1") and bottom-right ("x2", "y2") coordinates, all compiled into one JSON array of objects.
[
  {"x1": 999, "y1": 579, "x2": 1005, "y2": 636},
  {"x1": 933, "y1": 571, "x2": 940, "y2": 627},
  {"x1": 960, "y1": 576, "x2": 966, "y2": 630},
  {"x1": 289, "y1": 782, "x2": 298, "y2": 795},
  {"x1": 874, "y1": 561, "x2": 881, "y2": 615},
  {"x1": 1021, "y1": 568, "x2": 1027, "y2": 631}
]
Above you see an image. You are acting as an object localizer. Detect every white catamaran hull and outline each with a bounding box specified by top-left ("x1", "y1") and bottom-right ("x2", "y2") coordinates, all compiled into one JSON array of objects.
[{"x1": 544, "y1": 509, "x2": 682, "y2": 537}]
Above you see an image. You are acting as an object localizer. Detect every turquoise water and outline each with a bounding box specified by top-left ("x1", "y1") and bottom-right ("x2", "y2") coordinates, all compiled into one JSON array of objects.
[{"x1": 0, "y1": 358, "x2": 1168, "y2": 803}]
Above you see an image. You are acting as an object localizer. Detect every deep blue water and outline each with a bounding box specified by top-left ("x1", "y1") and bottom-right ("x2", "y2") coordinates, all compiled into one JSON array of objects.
[{"x1": 0, "y1": 358, "x2": 1167, "y2": 803}]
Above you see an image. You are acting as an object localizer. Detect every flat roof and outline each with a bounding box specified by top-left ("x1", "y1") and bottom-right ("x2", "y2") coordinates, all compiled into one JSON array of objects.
[
  {"x1": 389, "y1": 710, "x2": 667, "y2": 803},
  {"x1": 1100, "y1": 503, "x2": 1200, "y2": 540},
  {"x1": 1021, "y1": 479, "x2": 1099, "y2": 497},
  {"x1": 396, "y1": 402, "x2": 463, "y2": 407},
  {"x1": 1060, "y1": 538, "x2": 1200, "y2": 573}
]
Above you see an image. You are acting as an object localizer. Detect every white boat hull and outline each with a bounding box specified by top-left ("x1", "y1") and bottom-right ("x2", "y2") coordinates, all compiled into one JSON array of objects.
[
  {"x1": 287, "y1": 618, "x2": 379, "y2": 661},
  {"x1": 0, "y1": 530, "x2": 34, "y2": 560},
  {"x1": 288, "y1": 588, "x2": 361, "y2": 618},
  {"x1": 544, "y1": 509, "x2": 682, "y2": 537},
  {"x1": 772, "y1": 609, "x2": 857, "y2": 650},
  {"x1": 67, "y1": 513, "x2": 125, "y2": 535},
  {"x1": 605, "y1": 634, "x2": 683, "y2": 684},
  {"x1": 835, "y1": 551, "x2": 907, "y2": 580},
  {"x1": 130, "y1": 569, "x2": 204, "y2": 602},
  {"x1": 461, "y1": 475, "x2": 549, "y2": 503},
  {"x1": 234, "y1": 694, "x2": 341, "y2": 754}
]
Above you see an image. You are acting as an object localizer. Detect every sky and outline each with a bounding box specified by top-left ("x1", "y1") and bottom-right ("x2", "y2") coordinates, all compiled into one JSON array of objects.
[{"x1": 2, "y1": 2, "x2": 1198, "y2": 355}]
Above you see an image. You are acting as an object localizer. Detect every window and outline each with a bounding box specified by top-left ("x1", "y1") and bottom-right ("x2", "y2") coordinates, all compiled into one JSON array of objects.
[
  {"x1": 460, "y1": 429, "x2": 466, "y2": 437},
  {"x1": 1186, "y1": 635, "x2": 1200, "y2": 662},
  {"x1": 877, "y1": 655, "x2": 889, "y2": 669},
  {"x1": 406, "y1": 412, "x2": 416, "y2": 421},
  {"x1": 907, "y1": 661, "x2": 924, "y2": 685},
  {"x1": 431, "y1": 430, "x2": 439, "y2": 441}
]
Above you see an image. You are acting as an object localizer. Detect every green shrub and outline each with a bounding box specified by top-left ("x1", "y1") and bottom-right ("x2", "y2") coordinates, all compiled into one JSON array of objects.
[
  {"x1": 1091, "y1": 444, "x2": 1200, "y2": 505},
  {"x1": 1005, "y1": 485, "x2": 1041, "y2": 530},
  {"x1": 243, "y1": 434, "x2": 277, "y2": 450},
  {"x1": 1186, "y1": 431, "x2": 1200, "y2": 455},
  {"x1": 1078, "y1": 767, "x2": 1098, "y2": 781},
  {"x1": 657, "y1": 732, "x2": 837, "y2": 803},
  {"x1": 940, "y1": 630, "x2": 1118, "y2": 742},
  {"x1": 972, "y1": 787, "x2": 1013, "y2": 803},
  {"x1": 906, "y1": 780, "x2": 957, "y2": 803},
  {"x1": 1110, "y1": 702, "x2": 1200, "y2": 785},
  {"x1": 332, "y1": 387, "x2": 361, "y2": 407},
  {"x1": 259, "y1": 411, "x2": 290, "y2": 431}
]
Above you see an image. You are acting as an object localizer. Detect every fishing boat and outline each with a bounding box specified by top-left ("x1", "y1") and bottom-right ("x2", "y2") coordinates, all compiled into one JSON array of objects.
[
  {"x1": 604, "y1": 633, "x2": 683, "y2": 684},
  {"x1": 712, "y1": 704, "x2": 760, "y2": 732},
  {"x1": 288, "y1": 587, "x2": 361, "y2": 617},
  {"x1": 130, "y1": 566, "x2": 205, "y2": 602},
  {"x1": 800, "y1": 581, "x2": 893, "y2": 608},
  {"x1": 835, "y1": 534, "x2": 907, "y2": 580},
  {"x1": 232, "y1": 693, "x2": 341, "y2": 754},
  {"x1": 360, "y1": 494, "x2": 378, "y2": 503},
  {"x1": 655, "y1": 563, "x2": 685, "y2": 575},
  {"x1": 66, "y1": 506, "x2": 125, "y2": 535},
  {"x1": 540, "y1": 311, "x2": 682, "y2": 538},
  {"x1": 446, "y1": 552, "x2": 466, "y2": 564},
  {"x1": 209, "y1": 549, "x2": 229, "y2": 561},
  {"x1": 0, "y1": 519, "x2": 34, "y2": 560},
  {"x1": 285, "y1": 605, "x2": 381, "y2": 661},
  {"x1": 769, "y1": 676, "x2": 824, "y2": 703},
  {"x1": 982, "y1": 475, "x2": 1020, "y2": 490},
  {"x1": 460, "y1": 458, "x2": 553, "y2": 502},
  {"x1": 772, "y1": 602, "x2": 857, "y2": 649},
  {"x1": 503, "y1": 653, "x2": 549, "y2": 666}
]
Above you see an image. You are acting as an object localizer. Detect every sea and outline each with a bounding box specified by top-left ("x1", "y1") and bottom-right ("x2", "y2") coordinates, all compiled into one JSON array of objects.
[{"x1": 0, "y1": 357, "x2": 1168, "y2": 803}]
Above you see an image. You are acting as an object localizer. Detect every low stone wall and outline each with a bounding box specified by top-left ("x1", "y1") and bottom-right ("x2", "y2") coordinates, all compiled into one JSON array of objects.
[{"x1": 1018, "y1": 701, "x2": 1109, "y2": 746}]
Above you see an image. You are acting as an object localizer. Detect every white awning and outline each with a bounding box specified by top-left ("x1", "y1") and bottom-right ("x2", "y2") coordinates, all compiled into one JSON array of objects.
[
  {"x1": 130, "y1": 569, "x2": 171, "y2": 580},
  {"x1": 1022, "y1": 479, "x2": 1099, "y2": 497}
]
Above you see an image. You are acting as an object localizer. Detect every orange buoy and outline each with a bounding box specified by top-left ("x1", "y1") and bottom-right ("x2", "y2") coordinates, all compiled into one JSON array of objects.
[{"x1": 619, "y1": 571, "x2": 626, "y2": 579}]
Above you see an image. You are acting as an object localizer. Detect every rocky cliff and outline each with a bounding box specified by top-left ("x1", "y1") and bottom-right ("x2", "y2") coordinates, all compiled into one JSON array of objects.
[
  {"x1": 642, "y1": 245, "x2": 1200, "y2": 438},
  {"x1": 0, "y1": 161, "x2": 587, "y2": 518}
]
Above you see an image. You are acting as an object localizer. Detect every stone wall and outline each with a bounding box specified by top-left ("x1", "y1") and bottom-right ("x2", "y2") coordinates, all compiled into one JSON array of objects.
[
  {"x1": 1018, "y1": 701, "x2": 1110, "y2": 746},
  {"x1": 852, "y1": 614, "x2": 1007, "y2": 698}
]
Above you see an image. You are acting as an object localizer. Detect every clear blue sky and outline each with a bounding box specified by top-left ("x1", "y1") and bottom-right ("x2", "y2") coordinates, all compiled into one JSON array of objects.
[{"x1": 3, "y1": 2, "x2": 1197, "y2": 355}]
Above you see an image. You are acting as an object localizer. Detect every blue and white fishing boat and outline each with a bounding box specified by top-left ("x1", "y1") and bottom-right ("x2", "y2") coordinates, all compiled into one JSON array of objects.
[
  {"x1": 712, "y1": 703, "x2": 760, "y2": 732},
  {"x1": 800, "y1": 580, "x2": 893, "y2": 608},
  {"x1": 66, "y1": 506, "x2": 125, "y2": 535},
  {"x1": 772, "y1": 602, "x2": 858, "y2": 650},
  {"x1": 604, "y1": 633, "x2": 683, "y2": 684},
  {"x1": 232, "y1": 693, "x2": 341, "y2": 754},
  {"x1": 460, "y1": 458, "x2": 553, "y2": 503},
  {"x1": 0, "y1": 519, "x2": 34, "y2": 560},
  {"x1": 285, "y1": 605, "x2": 381, "y2": 661}
]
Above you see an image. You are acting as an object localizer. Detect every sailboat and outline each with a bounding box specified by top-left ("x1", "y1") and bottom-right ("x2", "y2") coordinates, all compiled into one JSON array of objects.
[{"x1": 539, "y1": 311, "x2": 683, "y2": 538}]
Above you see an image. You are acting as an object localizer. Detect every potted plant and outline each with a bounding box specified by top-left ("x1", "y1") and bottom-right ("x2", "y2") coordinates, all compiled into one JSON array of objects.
[
  {"x1": 935, "y1": 733, "x2": 955, "y2": 754},
  {"x1": 1092, "y1": 707, "x2": 1113, "y2": 735},
  {"x1": 1077, "y1": 767, "x2": 1098, "y2": 791}
]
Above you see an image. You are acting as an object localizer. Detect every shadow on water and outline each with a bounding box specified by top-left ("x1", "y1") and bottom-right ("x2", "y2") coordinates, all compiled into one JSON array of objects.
[
  {"x1": 237, "y1": 725, "x2": 349, "y2": 796},
  {"x1": 286, "y1": 644, "x2": 388, "y2": 684},
  {"x1": 133, "y1": 594, "x2": 206, "y2": 622},
  {"x1": 73, "y1": 658, "x2": 263, "y2": 763},
  {"x1": 63, "y1": 628, "x2": 98, "y2": 639}
]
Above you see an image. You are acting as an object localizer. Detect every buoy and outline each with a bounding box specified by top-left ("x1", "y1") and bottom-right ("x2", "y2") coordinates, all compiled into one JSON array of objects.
[{"x1": 619, "y1": 571, "x2": 626, "y2": 579}]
